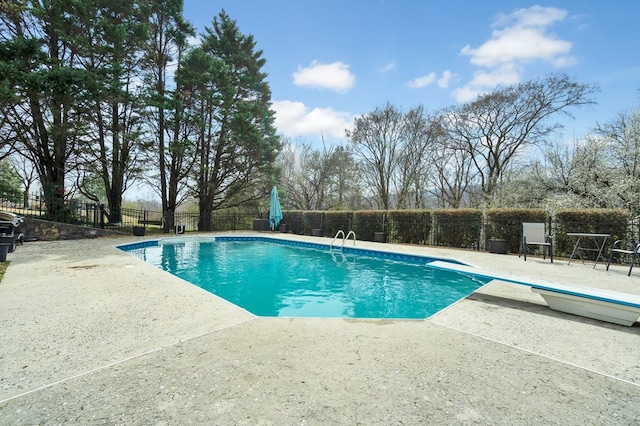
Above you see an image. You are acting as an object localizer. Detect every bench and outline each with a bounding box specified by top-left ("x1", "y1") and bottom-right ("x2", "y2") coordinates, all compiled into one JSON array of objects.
[
  {"x1": 138, "y1": 219, "x2": 163, "y2": 226},
  {"x1": 428, "y1": 260, "x2": 640, "y2": 326},
  {"x1": 138, "y1": 212, "x2": 164, "y2": 226}
]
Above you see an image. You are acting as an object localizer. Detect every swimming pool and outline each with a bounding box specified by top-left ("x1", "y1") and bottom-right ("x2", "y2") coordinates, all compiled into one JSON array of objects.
[{"x1": 118, "y1": 236, "x2": 490, "y2": 319}]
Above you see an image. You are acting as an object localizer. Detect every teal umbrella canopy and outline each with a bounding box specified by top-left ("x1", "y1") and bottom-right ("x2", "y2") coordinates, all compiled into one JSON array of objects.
[{"x1": 269, "y1": 186, "x2": 283, "y2": 230}]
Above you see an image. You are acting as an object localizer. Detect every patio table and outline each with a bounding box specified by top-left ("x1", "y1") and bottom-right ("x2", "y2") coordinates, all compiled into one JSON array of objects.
[{"x1": 567, "y1": 233, "x2": 610, "y2": 268}]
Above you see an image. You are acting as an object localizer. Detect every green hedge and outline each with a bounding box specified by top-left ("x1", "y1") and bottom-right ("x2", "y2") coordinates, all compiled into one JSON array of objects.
[
  {"x1": 280, "y1": 208, "x2": 634, "y2": 257},
  {"x1": 323, "y1": 211, "x2": 353, "y2": 238},
  {"x1": 432, "y1": 209, "x2": 482, "y2": 249},
  {"x1": 352, "y1": 211, "x2": 385, "y2": 241},
  {"x1": 485, "y1": 208, "x2": 547, "y2": 254},
  {"x1": 387, "y1": 210, "x2": 431, "y2": 244},
  {"x1": 554, "y1": 209, "x2": 630, "y2": 258}
]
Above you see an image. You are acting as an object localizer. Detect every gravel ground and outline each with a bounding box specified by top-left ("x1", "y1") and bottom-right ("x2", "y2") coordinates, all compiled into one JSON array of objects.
[{"x1": 1, "y1": 233, "x2": 639, "y2": 425}]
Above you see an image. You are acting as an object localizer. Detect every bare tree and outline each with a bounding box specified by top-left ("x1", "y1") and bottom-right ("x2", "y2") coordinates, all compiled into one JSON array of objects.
[
  {"x1": 347, "y1": 103, "x2": 435, "y2": 210},
  {"x1": 346, "y1": 103, "x2": 403, "y2": 209},
  {"x1": 331, "y1": 145, "x2": 363, "y2": 210},
  {"x1": 278, "y1": 140, "x2": 332, "y2": 210},
  {"x1": 441, "y1": 73, "x2": 598, "y2": 206},
  {"x1": 8, "y1": 153, "x2": 38, "y2": 207},
  {"x1": 428, "y1": 136, "x2": 479, "y2": 208},
  {"x1": 277, "y1": 138, "x2": 360, "y2": 210},
  {"x1": 394, "y1": 106, "x2": 437, "y2": 209}
]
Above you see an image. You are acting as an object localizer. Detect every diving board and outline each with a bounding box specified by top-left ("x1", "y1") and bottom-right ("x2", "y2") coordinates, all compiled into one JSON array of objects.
[{"x1": 428, "y1": 260, "x2": 640, "y2": 326}]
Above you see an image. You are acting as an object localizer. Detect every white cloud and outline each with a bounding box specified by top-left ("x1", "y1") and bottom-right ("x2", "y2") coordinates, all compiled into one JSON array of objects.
[
  {"x1": 461, "y1": 26, "x2": 572, "y2": 67},
  {"x1": 454, "y1": 6, "x2": 575, "y2": 103},
  {"x1": 496, "y1": 5, "x2": 568, "y2": 28},
  {"x1": 379, "y1": 62, "x2": 396, "y2": 73},
  {"x1": 407, "y1": 72, "x2": 436, "y2": 89},
  {"x1": 452, "y1": 66, "x2": 520, "y2": 102},
  {"x1": 272, "y1": 100, "x2": 353, "y2": 140},
  {"x1": 293, "y1": 60, "x2": 356, "y2": 92},
  {"x1": 407, "y1": 70, "x2": 453, "y2": 89},
  {"x1": 470, "y1": 66, "x2": 521, "y2": 88},
  {"x1": 451, "y1": 86, "x2": 480, "y2": 104},
  {"x1": 438, "y1": 70, "x2": 453, "y2": 88},
  {"x1": 187, "y1": 35, "x2": 201, "y2": 47}
]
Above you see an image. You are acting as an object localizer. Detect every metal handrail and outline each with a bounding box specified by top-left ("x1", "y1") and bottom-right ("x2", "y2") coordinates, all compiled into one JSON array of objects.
[
  {"x1": 343, "y1": 231, "x2": 357, "y2": 249},
  {"x1": 330, "y1": 230, "x2": 345, "y2": 251},
  {"x1": 330, "y1": 230, "x2": 356, "y2": 251}
]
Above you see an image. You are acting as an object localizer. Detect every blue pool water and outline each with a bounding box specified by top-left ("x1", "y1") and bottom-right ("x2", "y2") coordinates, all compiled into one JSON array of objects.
[{"x1": 118, "y1": 237, "x2": 490, "y2": 319}]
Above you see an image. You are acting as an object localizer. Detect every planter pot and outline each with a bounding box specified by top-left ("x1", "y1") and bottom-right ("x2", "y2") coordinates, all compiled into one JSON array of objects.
[
  {"x1": 252, "y1": 219, "x2": 270, "y2": 231},
  {"x1": 132, "y1": 226, "x2": 145, "y2": 237},
  {"x1": 374, "y1": 232, "x2": 387, "y2": 243},
  {"x1": 311, "y1": 228, "x2": 323, "y2": 237},
  {"x1": 0, "y1": 235, "x2": 15, "y2": 261},
  {"x1": 489, "y1": 239, "x2": 509, "y2": 254},
  {"x1": 279, "y1": 224, "x2": 289, "y2": 233}
]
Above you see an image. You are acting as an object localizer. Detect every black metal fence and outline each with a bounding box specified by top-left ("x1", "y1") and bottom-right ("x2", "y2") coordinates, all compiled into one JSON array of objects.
[
  {"x1": 2, "y1": 192, "x2": 639, "y2": 259},
  {"x1": 0, "y1": 193, "x2": 258, "y2": 235}
]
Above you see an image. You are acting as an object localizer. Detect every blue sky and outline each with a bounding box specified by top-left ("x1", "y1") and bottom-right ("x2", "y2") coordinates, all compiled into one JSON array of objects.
[{"x1": 182, "y1": 1, "x2": 640, "y2": 146}]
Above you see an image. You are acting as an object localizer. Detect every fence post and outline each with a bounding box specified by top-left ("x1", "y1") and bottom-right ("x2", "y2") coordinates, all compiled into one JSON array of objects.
[
  {"x1": 478, "y1": 215, "x2": 483, "y2": 251},
  {"x1": 90, "y1": 204, "x2": 96, "y2": 228},
  {"x1": 99, "y1": 204, "x2": 105, "y2": 229}
]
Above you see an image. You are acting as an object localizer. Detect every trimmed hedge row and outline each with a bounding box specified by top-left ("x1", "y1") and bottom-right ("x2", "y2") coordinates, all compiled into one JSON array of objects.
[
  {"x1": 432, "y1": 209, "x2": 482, "y2": 249},
  {"x1": 554, "y1": 209, "x2": 630, "y2": 257},
  {"x1": 280, "y1": 208, "x2": 632, "y2": 258},
  {"x1": 485, "y1": 208, "x2": 548, "y2": 254}
]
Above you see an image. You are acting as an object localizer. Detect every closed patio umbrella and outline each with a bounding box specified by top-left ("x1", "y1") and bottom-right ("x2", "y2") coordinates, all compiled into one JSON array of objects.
[{"x1": 269, "y1": 186, "x2": 283, "y2": 230}]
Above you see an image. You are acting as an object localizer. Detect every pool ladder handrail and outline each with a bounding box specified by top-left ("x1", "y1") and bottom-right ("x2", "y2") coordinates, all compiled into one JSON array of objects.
[{"x1": 330, "y1": 230, "x2": 356, "y2": 251}]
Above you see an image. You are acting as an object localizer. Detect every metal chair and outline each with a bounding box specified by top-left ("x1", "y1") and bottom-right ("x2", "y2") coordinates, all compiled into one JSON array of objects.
[
  {"x1": 606, "y1": 240, "x2": 640, "y2": 276},
  {"x1": 519, "y1": 222, "x2": 553, "y2": 262}
]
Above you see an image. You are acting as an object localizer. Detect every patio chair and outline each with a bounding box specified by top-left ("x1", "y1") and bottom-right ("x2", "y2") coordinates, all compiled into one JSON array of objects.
[
  {"x1": 606, "y1": 240, "x2": 640, "y2": 276},
  {"x1": 519, "y1": 222, "x2": 553, "y2": 263}
]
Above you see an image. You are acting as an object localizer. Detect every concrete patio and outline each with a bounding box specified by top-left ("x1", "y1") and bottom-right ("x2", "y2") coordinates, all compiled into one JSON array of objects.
[{"x1": 1, "y1": 233, "x2": 639, "y2": 424}]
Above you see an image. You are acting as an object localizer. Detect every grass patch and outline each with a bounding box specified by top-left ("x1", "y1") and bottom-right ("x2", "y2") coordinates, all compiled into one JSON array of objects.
[{"x1": 0, "y1": 261, "x2": 7, "y2": 283}]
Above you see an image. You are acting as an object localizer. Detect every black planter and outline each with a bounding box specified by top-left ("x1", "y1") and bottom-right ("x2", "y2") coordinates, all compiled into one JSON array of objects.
[
  {"x1": 0, "y1": 235, "x2": 14, "y2": 262},
  {"x1": 489, "y1": 239, "x2": 509, "y2": 254},
  {"x1": 279, "y1": 224, "x2": 289, "y2": 233},
  {"x1": 311, "y1": 228, "x2": 323, "y2": 237},
  {"x1": 132, "y1": 226, "x2": 145, "y2": 237},
  {"x1": 252, "y1": 219, "x2": 270, "y2": 231},
  {"x1": 374, "y1": 232, "x2": 387, "y2": 243}
]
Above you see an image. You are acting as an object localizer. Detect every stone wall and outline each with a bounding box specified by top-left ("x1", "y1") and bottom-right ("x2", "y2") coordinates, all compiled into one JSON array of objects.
[{"x1": 23, "y1": 218, "x2": 124, "y2": 241}]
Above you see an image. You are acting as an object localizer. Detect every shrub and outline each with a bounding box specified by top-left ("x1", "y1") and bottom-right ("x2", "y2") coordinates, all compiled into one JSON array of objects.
[
  {"x1": 555, "y1": 209, "x2": 630, "y2": 258},
  {"x1": 352, "y1": 211, "x2": 385, "y2": 241},
  {"x1": 323, "y1": 211, "x2": 353, "y2": 238},
  {"x1": 387, "y1": 210, "x2": 431, "y2": 244},
  {"x1": 432, "y1": 209, "x2": 482, "y2": 249},
  {"x1": 485, "y1": 208, "x2": 547, "y2": 254}
]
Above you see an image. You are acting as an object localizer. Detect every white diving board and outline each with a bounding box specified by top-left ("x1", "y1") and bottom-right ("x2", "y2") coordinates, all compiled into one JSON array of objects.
[{"x1": 428, "y1": 260, "x2": 640, "y2": 327}]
